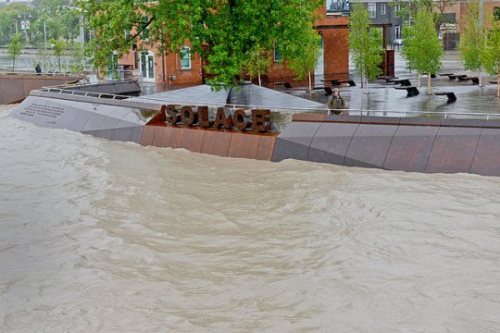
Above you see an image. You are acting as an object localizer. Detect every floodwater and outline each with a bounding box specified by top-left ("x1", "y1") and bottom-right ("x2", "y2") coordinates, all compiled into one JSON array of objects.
[{"x1": 1, "y1": 104, "x2": 500, "y2": 332}]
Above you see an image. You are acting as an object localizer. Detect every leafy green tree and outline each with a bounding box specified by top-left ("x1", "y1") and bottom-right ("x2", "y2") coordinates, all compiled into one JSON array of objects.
[
  {"x1": 392, "y1": 0, "x2": 455, "y2": 31},
  {"x1": 481, "y1": 21, "x2": 500, "y2": 97},
  {"x1": 349, "y1": 3, "x2": 383, "y2": 88},
  {"x1": 76, "y1": 0, "x2": 323, "y2": 87},
  {"x1": 401, "y1": 9, "x2": 442, "y2": 95},
  {"x1": 460, "y1": 1, "x2": 486, "y2": 86},
  {"x1": 401, "y1": 24, "x2": 417, "y2": 71},
  {"x1": 50, "y1": 38, "x2": 66, "y2": 73},
  {"x1": 243, "y1": 46, "x2": 271, "y2": 86},
  {"x1": 8, "y1": 34, "x2": 22, "y2": 72},
  {"x1": 286, "y1": 24, "x2": 321, "y2": 92},
  {"x1": 0, "y1": 3, "x2": 33, "y2": 46},
  {"x1": 69, "y1": 42, "x2": 85, "y2": 74}
]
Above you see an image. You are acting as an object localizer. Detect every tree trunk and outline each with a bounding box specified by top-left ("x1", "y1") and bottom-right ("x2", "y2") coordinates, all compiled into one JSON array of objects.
[
  {"x1": 12, "y1": 58, "x2": 15, "y2": 72},
  {"x1": 417, "y1": 74, "x2": 421, "y2": 87},
  {"x1": 427, "y1": 72, "x2": 431, "y2": 95},
  {"x1": 258, "y1": 70, "x2": 261, "y2": 86},
  {"x1": 478, "y1": 71, "x2": 483, "y2": 87},
  {"x1": 308, "y1": 71, "x2": 312, "y2": 95},
  {"x1": 497, "y1": 70, "x2": 500, "y2": 98}
]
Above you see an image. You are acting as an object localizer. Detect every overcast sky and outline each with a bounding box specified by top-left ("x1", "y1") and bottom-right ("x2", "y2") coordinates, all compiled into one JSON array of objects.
[{"x1": 0, "y1": 0, "x2": 32, "y2": 3}]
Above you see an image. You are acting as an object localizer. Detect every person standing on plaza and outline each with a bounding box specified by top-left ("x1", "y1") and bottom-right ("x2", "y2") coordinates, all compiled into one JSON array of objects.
[
  {"x1": 328, "y1": 88, "x2": 346, "y2": 115},
  {"x1": 35, "y1": 63, "x2": 42, "y2": 74}
]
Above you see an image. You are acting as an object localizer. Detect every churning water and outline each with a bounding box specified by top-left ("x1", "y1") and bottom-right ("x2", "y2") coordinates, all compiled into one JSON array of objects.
[{"x1": 1, "y1": 104, "x2": 500, "y2": 332}]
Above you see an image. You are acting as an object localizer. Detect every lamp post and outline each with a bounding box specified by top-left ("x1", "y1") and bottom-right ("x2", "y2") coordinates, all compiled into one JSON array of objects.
[{"x1": 18, "y1": 12, "x2": 31, "y2": 44}]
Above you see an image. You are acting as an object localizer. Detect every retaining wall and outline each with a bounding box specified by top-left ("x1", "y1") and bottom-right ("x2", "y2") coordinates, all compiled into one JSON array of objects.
[
  {"x1": 0, "y1": 74, "x2": 82, "y2": 104},
  {"x1": 272, "y1": 114, "x2": 500, "y2": 176}
]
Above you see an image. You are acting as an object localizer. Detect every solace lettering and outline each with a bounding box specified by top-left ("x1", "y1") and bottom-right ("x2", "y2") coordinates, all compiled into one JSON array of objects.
[{"x1": 162, "y1": 105, "x2": 271, "y2": 132}]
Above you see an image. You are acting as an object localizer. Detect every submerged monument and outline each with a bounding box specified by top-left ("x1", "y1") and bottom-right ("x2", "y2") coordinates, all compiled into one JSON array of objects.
[
  {"x1": 0, "y1": 72, "x2": 85, "y2": 104},
  {"x1": 10, "y1": 82, "x2": 500, "y2": 177}
]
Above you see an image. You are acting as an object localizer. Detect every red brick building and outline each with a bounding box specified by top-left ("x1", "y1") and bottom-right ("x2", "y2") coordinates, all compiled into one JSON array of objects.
[{"x1": 119, "y1": 5, "x2": 349, "y2": 89}]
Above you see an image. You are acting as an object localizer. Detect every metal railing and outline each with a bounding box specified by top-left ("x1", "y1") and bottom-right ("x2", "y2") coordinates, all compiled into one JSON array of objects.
[
  {"x1": 36, "y1": 86, "x2": 500, "y2": 120},
  {"x1": 0, "y1": 71, "x2": 81, "y2": 77},
  {"x1": 40, "y1": 87, "x2": 131, "y2": 100}
]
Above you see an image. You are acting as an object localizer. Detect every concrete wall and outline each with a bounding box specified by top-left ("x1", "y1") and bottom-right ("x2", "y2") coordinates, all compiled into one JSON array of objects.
[
  {"x1": 11, "y1": 94, "x2": 149, "y2": 144},
  {"x1": 141, "y1": 124, "x2": 276, "y2": 161},
  {"x1": 0, "y1": 74, "x2": 82, "y2": 104},
  {"x1": 273, "y1": 114, "x2": 500, "y2": 177}
]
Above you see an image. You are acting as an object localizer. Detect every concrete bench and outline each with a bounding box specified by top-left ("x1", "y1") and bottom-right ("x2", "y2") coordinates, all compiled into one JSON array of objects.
[
  {"x1": 456, "y1": 76, "x2": 479, "y2": 85},
  {"x1": 449, "y1": 74, "x2": 467, "y2": 80},
  {"x1": 274, "y1": 81, "x2": 292, "y2": 89},
  {"x1": 390, "y1": 78, "x2": 412, "y2": 86},
  {"x1": 331, "y1": 79, "x2": 356, "y2": 87},
  {"x1": 378, "y1": 75, "x2": 398, "y2": 83},
  {"x1": 421, "y1": 73, "x2": 436, "y2": 78},
  {"x1": 395, "y1": 86, "x2": 420, "y2": 97},
  {"x1": 435, "y1": 91, "x2": 457, "y2": 103},
  {"x1": 313, "y1": 86, "x2": 333, "y2": 95}
]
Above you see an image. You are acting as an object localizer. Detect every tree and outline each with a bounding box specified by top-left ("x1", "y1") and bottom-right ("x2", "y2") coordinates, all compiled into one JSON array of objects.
[
  {"x1": 8, "y1": 34, "x2": 22, "y2": 72},
  {"x1": 460, "y1": 1, "x2": 486, "y2": 86},
  {"x1": 50, "y1": 38, "x2": 66, "y2": 73},
  {"x1": 392, "y1": 0, "x2": 456, "y2": 30},
  {"x1": 76, "y1": 0, "x2": 323, "y2": 87},
  {"x1": 69, "y1": 42, "x2": 85, "y2": 74},
  {"x1": 243, "y1": 46, "x2": 271, "y2": 86},
  {"x1": 481, "y1": 21, "x2": 500, "y2": 98},
  {"x1": 401, "y1": 9, "x2": 442, "y2": 95},
  {"x1": 433, "y1": 0, "x2": 457, "y2": 30},
  {"x1": 349, "y1": 3, "x2": 382, "y2": 88},
  {"x1": 286, "y1": 24, "x2": 321, "y2": 93},
  {"x1": 0, "y1": 3, "x2": 33, "y2": 46}
]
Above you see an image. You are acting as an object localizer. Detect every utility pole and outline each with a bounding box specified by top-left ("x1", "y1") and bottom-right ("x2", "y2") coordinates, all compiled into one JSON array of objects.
[
  {"x1": 479, "y1": 0, "x2": 484, "y2": 27},
  {"x1": 479, "y1": 0, "x2": 484, "y2": 86},
  {"x1": 20, "y1": 12, "x2": 30, "y2": 44},
  {"x1": 43, "y1": 20, "x2": 47, "y2": 50}
]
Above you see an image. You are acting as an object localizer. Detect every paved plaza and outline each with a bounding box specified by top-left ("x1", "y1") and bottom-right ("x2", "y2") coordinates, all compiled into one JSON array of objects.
[
  {"x1": 327, "y1": 50, "x2": 500, "y2": 117},
  {"x1": 138, "y1": 49, "x2": 500, "y2": 118}
]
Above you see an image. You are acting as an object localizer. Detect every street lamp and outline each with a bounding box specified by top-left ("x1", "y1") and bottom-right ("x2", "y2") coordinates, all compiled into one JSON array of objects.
[{"x1": 18, "y1": 12, "x2": 32, "y2": 44}]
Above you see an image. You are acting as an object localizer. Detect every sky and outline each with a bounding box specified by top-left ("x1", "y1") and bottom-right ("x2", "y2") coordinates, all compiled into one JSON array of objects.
[{"x1": 0, "y1": 0, "x2": 33, "y2": 3}]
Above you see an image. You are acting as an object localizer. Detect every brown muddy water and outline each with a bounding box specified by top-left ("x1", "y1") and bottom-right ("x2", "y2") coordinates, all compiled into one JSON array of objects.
[{"x1": 1, "y1": 105, "x2": 500, "y2": 332}]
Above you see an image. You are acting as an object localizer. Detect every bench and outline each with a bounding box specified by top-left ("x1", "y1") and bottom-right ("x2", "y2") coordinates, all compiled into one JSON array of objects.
[
  {"x1": 274, "y1": 81, "x2": 292, "y2": 89},
  {"x1": 439, "y1": 73, "x2": 459, "y2": 80},
  {"x1": 331, "y1": 79, "x2": 356, "y2": 87},
  {"x1": 390, "y1": 78, "x2": 412, "y2": 86},
  {"x1": 313, "y1": 86, "x2": 333, "y2": 96},
  {"x1": 395, "y1": 86, "x2": 420, "y2": 97},
  {"x1": 456, "y1": 76, "x2": 479, "y2": 85},
  {"x1": 421, "y1": 73, "x2": 436, "y2": 78},
  {"x1": 449, "y1": 74, "x2": 467, "y2": 80},
  {"x1": 435, "y1": 91, "x2": 457, "y2": 103},
  {"x1": 378, "y1": 75, "x2": 398, "y2": 83}
]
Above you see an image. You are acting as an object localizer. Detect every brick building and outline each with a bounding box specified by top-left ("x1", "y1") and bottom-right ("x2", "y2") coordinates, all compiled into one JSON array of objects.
[{"x1": 118, "y1": 4, "x2": 350, "y2": 89}]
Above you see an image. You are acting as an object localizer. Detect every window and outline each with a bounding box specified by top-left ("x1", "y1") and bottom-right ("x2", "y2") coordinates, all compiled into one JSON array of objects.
[
  {"x1": 495, "y1": 7, "x2": 500, "y2": 21},
  {"x1": 140, "y1": 16, "x2": 149, "y2": 40},
  {"x1": 180, "y1": 47, "x2": 191, "y2": 70},
  {"x1": 326, "y1": 0, "x2": 350, "y2": 14},
  {"x1": 274, "y1": 47, "x2": 283, "y2": 63},
  {"x1": 381, "y1": 4, "x2": 386, "y2": 15},
  {"x1": 368, "y1": 3, "x2": 376, "y2": 18}
]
